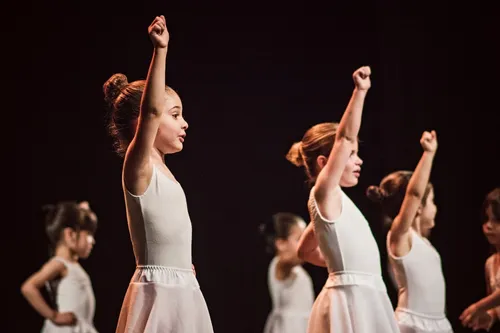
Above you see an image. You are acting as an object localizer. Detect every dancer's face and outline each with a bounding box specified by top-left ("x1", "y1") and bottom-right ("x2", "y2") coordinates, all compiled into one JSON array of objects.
[
  {"x1": 420, "y1": 188, "x2": 437, "y2": 230},
  {"x1": 316, "y1": 141, "x2": 363, "y2": 188},
  {"x1": 339, "y1": 143, "x2": 363, "y2": 187},
  {"x1": 155, "y1": 90, "x2": 188, "y2": 154},
  {"x1": 63, "y1": 229, "x2": 95, "y2": 259},
  {"x1": 276, "y1": 222, "x2": 306, "y2": 264},
  {"x1": 483, "y1": 205, "x2": 500, "y2": 246}
]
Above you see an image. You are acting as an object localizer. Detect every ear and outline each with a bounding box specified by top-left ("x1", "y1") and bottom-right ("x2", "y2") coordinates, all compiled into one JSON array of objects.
[
  {"x1": 316, "y1": 155, "x2": 328, "y2": 171},
  {"x1": 275, "y1": 239, "x2": 287, "y2": 252},
  {"x1": 416, "y1": 205, "x2": 423, "y2": 217},
  {"x1": 62, "y1": 227, "x2": 77, "y2": 244}
]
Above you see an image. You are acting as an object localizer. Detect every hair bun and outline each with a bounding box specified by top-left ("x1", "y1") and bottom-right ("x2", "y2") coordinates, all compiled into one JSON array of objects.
[
  {"x1": 366, "y1": 185, "x2": 384, "y2": 203},
  {"x1": 286, "y1": 141, "x2": 304, "y2": 167},
  {"x1": 103, "y1": 73, "x2": 128, "y2": 106}
]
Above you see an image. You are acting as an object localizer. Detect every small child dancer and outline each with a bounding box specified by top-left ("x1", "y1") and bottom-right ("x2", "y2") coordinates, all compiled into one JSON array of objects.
[
  {"x1": 21, "y1": 201, "x2": 98, "y2": 333},
  {"x1": 367, "y1": 130, "x2": 453, "y2": 333},
  {"x1": 103, "y1": 16, "x2": 213, "y2": 333},
  {"x1": 260, "y1": 212, "x2": 315, "y2": 333},
  {"x1": 287, "y1": 66, "x2": 399, "y2": 333},
  {"x1": 460, "y1": 187, "x2": 500, "y2": 331}
]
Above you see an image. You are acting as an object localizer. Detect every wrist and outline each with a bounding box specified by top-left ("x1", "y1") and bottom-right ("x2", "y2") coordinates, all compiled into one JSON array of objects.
[
  {"x1": 48, "y1": 310, "x2": 57, "y2": 321},
  {"x1": 154, "y1": 46, "x2": 168, "y2": 53},
  {"x1": 354, "y1": 87, "x2": 369, "y2": 95}
]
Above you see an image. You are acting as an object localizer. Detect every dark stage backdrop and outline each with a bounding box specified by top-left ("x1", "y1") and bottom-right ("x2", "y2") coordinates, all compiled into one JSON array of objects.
[{"x1": 12, "y1": 1, "x2": 499, "y2": 332}]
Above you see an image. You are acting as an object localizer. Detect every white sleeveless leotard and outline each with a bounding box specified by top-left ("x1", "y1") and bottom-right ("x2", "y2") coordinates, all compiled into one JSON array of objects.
[
  {"x1": 41, "y1": 257, "x2": 98, "y2": 333},
  {"x1": 115, "y1": 164, "x2": 213, "y2": 333},
  {"x1": 306, "y1": 187, "x2": 399, "y2": 333},
  {"x1": 387, "y1": 229, "x2": 453, "y2": 333},
  {"x1": 263, "y1": 256, "x2": 314, "y2": 333}
]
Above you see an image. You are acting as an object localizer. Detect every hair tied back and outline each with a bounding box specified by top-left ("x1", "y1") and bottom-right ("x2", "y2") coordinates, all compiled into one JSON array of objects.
[{"x1": 366, "y1": 185, "x2": 385, "y2": 203}]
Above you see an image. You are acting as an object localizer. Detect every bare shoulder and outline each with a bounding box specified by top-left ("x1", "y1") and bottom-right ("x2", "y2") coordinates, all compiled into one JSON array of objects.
[{"x1": 122, "y1": 145, "x2": 154, "y2": 196}]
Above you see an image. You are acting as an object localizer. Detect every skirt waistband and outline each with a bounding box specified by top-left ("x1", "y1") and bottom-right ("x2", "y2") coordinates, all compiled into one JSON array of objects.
[
  {"x1": 131, "y1": 264, "x2": 198, "y2": 288},
  {"x1": 324, "y1": 271, "x2": 387, "y2": 292}
]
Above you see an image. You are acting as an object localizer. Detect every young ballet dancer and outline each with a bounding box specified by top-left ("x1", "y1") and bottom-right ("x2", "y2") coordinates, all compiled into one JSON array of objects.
[
  {"x1": 366, "y1": 131, "x2": 453, "y2": 333},
  {"x1": 260, "y1": 212, "x2": 315, "y2": 333},
  {"x1": 21, "y1": 201, "x2": 98, "y2": 333},
  {"x1": 102, "y1": 15, "x2": 213, "y2": 333},
  {"x1": 287, "y1": 66, "x2": 399, "y2": 333},
  {"x1": 460, "y1": 187, "x2": 500, "y2": 331},
  {"x1": 387, "y1": 223, "x2": 431, "y2": 290}
]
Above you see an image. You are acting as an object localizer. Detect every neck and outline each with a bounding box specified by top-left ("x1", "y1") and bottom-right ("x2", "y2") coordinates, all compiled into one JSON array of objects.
[
  {"x1": 54, "y1": 245, "x2": 78, "y2": 262},
  {"x1": 412, "y1": 219, "x2": 422, "y2": 236},
  {"x1": 151, "y1": 147, "x2": 165, "y2": 164},
  {"x1": 275, "y1": 256, "x2": 295, "y2": 281}
]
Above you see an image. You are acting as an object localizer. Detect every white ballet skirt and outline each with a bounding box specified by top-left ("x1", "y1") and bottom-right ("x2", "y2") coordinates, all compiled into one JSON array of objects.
[
  {"x1": 41, "y1": 257, "x2": 98, "y2": 333},
  {"x1": 263, "y1": 257, "x2": 315, "y2": 333},
  {"x1": 306, "y1": 186, "x2": 399, "y2": 333},
  {"x1": 115, "y1": 164, "x2": 213, "y2": 333},
  {"x1": 387, "y1": 229, "x2": 453, "y2": 333}
]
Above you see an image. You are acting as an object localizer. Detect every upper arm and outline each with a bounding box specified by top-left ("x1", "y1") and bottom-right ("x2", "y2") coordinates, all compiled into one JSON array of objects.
[
  {"x1": 390, "y1": 191, "x2": 422, "y2": 241},
  {"x1": 123, "y1": 113, "x2": 162, "y2": 195},
  {"x1": 314, "y1": 137, "x2": 354, "y2": 220},
  {"x1": 485, "y1": 260, "x2": 493, "y2": 295},
  {"x1": 388, "y1": 192, "x2": 422, "y2": 257},
  {"x1": 297, "y1": 222, "x2": 319, "y2": 257},
  {"x1": 22, "y1": 260, "x2": 66, "y2": 290}
]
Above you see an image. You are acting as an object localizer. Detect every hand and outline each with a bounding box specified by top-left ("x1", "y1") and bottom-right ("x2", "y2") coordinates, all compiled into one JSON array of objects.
[
  {"x1": 353, "y1": 66, "x2": 371, "y2": 91},
  {"x1": 51, "y1": 311, "x2": 76, "y2": 326},
  {"x1": 460, "y1": 303, "x2": 483, "y2": 328},
  {"x1": 420, "y1": 130, "x2": 438, "y2": 153},
  {"x1": 470, "y1": 311, "x2": 494, "y2": 331},
  {"x1": 148, "y1": 15, "x2": 169, "y2": 48},
  {"x1": 192, "y1": 264, "x2": 196, "y2": 276},
  {"x1": 78, "y1": 201, "x2": 90, "y2": 210}
]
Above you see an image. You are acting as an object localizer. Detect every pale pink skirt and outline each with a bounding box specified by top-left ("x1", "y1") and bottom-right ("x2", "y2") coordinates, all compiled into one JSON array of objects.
[{"x1": 115, "y1": 265, "x2": 214, "y2": 333}]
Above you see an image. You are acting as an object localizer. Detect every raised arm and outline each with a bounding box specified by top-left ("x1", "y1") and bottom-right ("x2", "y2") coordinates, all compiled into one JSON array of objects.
[
  {"x1": 315, "y1": 66, "x2": 371, "y2": 220},
  {"x1": 21, "y1": 260, "x2": 76, "y2": 326},
  {"x1": 296, "y1": 222, "x2": 327, "y2": 267},
  {"x1": 389, "y1": 131, "x2": 437, "y2": 257},
  {"x1": 124, "y1": 15, "x2": 169, "y2": 195}
]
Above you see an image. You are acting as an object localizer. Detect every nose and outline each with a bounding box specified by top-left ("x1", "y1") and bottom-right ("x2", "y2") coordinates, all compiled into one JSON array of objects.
[
  {"x1": 357, "y1": 156, "x2": 363, "y2": 166},
  {"x1": 484, "y1": 221, "x2": 492, "y2": 230},
  {"x1": 182, "y1": 119, "x2": 189, "y2": 130}
]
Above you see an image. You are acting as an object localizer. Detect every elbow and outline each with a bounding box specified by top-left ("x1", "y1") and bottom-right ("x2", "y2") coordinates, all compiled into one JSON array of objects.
[
  {"x1": 296, "y1": 246, "x2": 306, "y2": 261},
  {"x1": 140, "y1": 105, "x2": 163, "y2": 118},
  {"x1": 335, "y1": 134, "x2": 356, "y2": 145},
  {"x1": 21, "y1": 282, "x2": 32, "y2": 296},
  {"x1": 406, "y1": 187, "x2": 424, "y2": 201}
]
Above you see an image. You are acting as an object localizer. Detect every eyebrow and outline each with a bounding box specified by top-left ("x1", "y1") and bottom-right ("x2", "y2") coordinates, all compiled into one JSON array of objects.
[{"x1": 169, "y1": 106, "x2": 181, "y2": 112}]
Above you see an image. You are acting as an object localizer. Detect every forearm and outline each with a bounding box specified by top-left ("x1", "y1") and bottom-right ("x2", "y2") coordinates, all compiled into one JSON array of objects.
[
  {"x1": 141, "y1": 47, "x2": 168, "y2": 116},
  {"x1": 407, "y1": 151, "x2": 435, "y2": 197},
  {"x1": 337, "y1": 88, "x2": 367, "y2": 142},
  {"x1": 22, "y1": 285, "x2": 56, "y2": 320},
  {"x1": 477, "y1": 290, "x2": 500, "y2": 312},
  {"x1": 300, "y1": 247, "x2": 327, "y2": 267}
]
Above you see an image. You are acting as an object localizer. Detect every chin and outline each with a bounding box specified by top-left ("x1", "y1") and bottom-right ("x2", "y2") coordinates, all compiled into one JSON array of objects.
[
  {"x1": 340, "y1": 178, "x2": 359, "y2": 188},
  {"x1": 163, "y1": 144, "x2": 183, "y2": 154}
]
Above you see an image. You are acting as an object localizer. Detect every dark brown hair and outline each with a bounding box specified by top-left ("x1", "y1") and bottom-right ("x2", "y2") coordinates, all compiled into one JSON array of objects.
[
  {"x1": 103, "y1": 73, "x2": 174, "y2": 157},
  {"x1": 286, "y1": 122, "x2": 339, "y2": 184},
  {"x1": 366, "y1": 171, "x2": 433, "y2": 226},
  {"x1": 259, "y1": 212, "x2": 305, "y2": 254},
  {"x1": 483, "y1": 187, "x2": 500, "y2": 223},
  {"x1": 43, "y1": 201, "x2": 98, "y2": 308},
  {"x1": 44, "y1": 201, "x2": 98, "y2": 253}
]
